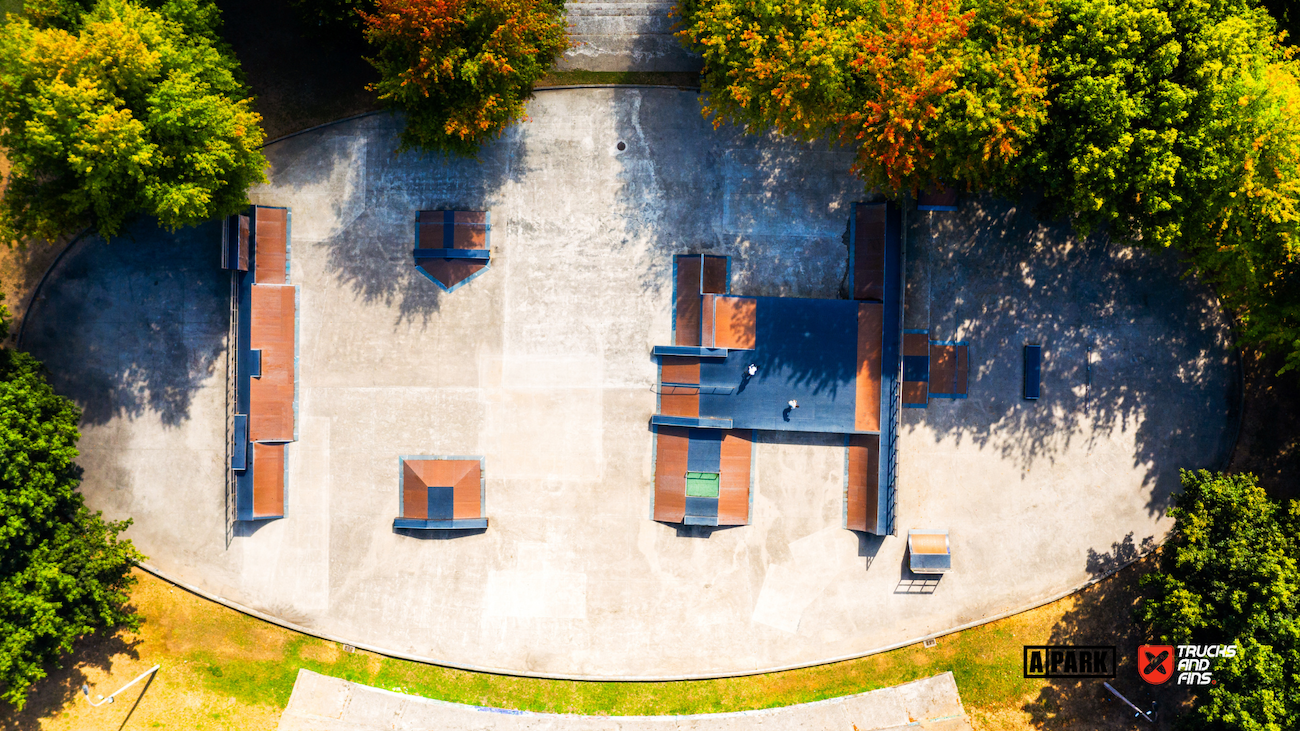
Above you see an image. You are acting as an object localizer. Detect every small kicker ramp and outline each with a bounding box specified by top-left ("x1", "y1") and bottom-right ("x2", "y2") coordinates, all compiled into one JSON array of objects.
[
  {"x1": 413, "y1": 210, "x2": 491, "y2": 292},
  {"x1": 277, "y1": 669, "x2": 973, "y2": 731}
]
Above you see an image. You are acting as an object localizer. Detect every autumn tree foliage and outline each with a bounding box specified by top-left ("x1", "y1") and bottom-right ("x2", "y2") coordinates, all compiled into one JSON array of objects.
[
  {"x1": 676, "y1": 0, "x2": 1051, "y2": 194},
  {"x1": 361, "y1": 0, "x2": 568, "y2": 154},
  {"x1": 0, "y1": 0, "x2": 266, "y2": 245}
]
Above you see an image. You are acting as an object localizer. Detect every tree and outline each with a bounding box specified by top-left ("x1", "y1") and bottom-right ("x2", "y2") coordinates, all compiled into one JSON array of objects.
[
  {"x1": 0, "y1": 0, "x2": 267, "y2": 245},
  {"x1": 1028, "y1": 0, "x2": 1300, "y2": 374},
  {"x1": 360, "y1": 0, "x2": 568, "y2": 154},
  {"x1": 1137, "y1": 470, "x2": 1300, "y2": 731},
  {"x1": 675, "y1": 0, "x2": 1051, "y2": 194},
  {"x1": 0, "y1": 300, "x2": 144, "y2": 710}
]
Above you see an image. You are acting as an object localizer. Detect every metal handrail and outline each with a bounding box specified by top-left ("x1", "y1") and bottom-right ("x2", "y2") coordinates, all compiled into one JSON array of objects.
[{"x1": 82, "y1": 664, "x2": 159, "y2": 706}]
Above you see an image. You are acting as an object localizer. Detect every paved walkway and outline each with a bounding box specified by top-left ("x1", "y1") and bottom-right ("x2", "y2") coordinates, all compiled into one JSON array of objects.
[
  {"x1": 277, "y1": 670, "x2": 973, "y2": 731},
  {"x1": 21, "y1": 88, "x2": 1239, "y2": 679}
]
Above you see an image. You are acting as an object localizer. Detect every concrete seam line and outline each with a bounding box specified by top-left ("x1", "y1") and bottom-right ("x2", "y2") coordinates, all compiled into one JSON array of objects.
[
  {"x1": 14, "y1": 227, "x2": 90, "y2": 351},
  {"x1": 135, "y1": 553, "x2": 1151, "y2": 682}
]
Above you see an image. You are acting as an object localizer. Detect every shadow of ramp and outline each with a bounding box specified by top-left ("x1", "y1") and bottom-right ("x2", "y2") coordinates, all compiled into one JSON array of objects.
[{"x1": 18, "y1": 218, "x2": 229, "y2": 428}]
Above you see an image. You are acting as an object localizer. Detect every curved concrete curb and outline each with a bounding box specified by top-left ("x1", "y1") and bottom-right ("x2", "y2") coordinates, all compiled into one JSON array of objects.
[
  {"x1": 276, "y1": 668, "x2": 972, "y2": 730},
  {"x1": 136, "y1": 553, "x2": 1149, "y2": 682},
  {"x1": 14, "y1": 228, "x2": 89, "y2": 350}
]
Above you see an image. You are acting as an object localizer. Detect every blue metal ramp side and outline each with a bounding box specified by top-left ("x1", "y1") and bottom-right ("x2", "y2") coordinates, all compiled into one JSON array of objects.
[{"x1": 1024, "y1": 344, "x2": 1042, "y2": 400}]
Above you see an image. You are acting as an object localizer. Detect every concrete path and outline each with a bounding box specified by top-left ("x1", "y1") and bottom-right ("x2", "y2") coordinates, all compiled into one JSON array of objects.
[
  {"x1": 21, "y1": 88, "x2": 1238, "y2": 680},
  {"x1": 559, "y1": 0, "x2": 702, "y2": 72},
  {"x1": 276, "y1": 670, "x2": 973, "y2": 731}
]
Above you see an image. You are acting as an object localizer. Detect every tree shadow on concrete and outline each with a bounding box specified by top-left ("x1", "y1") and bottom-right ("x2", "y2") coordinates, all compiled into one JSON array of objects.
[
  {"x1": 611, "y1": 87, "x2": 868, "y2": 397},
  {"x1": 0, "y1": 623, "x2": 142, "y2": 731},
  {"x1": 18, "y1": 218, "x2": 229, "y2": 428},
  {"x1": 260, "y1": 113, "x2": 524, "y2": 328},
  {"x1": 907, "y1": 193, "x2": 1241, "y2": 520},
  {"x1": 1022, "y1": 557, "x2": 1194, "y2": 730}
]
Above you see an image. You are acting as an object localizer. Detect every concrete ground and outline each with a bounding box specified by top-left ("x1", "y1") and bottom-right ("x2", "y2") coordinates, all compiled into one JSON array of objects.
[
  {"x1": 276, "y1": 670, "x2": 972, "y2": 731},
  {"x1": 20, "y1": 88, "x2": 1238, "y2": 680}
]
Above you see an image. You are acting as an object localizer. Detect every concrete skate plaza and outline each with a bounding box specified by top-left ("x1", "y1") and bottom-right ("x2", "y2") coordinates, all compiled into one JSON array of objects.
[{"x1": 21, "y1": 88, "x2": 1238, "y2": 679}]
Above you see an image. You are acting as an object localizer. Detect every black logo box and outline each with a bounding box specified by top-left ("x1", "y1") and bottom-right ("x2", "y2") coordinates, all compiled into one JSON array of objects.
[{"x1": 1023, "y1": 645, "x2": 1117, "y2": 678}]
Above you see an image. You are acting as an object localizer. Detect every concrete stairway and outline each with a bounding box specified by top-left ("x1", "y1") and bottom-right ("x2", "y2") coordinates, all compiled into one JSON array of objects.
[{"x1": 558, "y1": 0, "x2": 703, "y2": 72}]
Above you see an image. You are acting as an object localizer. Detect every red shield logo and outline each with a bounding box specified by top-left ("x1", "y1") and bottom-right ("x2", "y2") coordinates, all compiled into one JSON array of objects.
[{"x1": 1139, "y1": 645, "x2": 1175, "y2": 684}]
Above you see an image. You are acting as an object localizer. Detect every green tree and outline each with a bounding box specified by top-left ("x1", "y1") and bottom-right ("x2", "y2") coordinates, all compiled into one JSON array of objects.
[
  {"x1": 1138, "y1": 470, "x2": 1300, "y2": 730},
  {"x1": 0, "y1": 300, "x2": 144, "y2": 710},
  {"x1": 0, "y1": 0, "x2": 267, "y2": 245},
  {"x1": 675, "y1": 0, "x2": 1051, "y2": 194},
  {"x1": 360, "y1": 0, "x2": 568, "y2": 154}
]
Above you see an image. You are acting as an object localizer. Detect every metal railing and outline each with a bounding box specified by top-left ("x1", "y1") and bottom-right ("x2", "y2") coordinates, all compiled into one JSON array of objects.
[
  {"x1": 224, "y1": 268, "x2": 238, "y2": 548},
  {"x1": 885, "y1": 377, "x2": 900, "y2": 535}
]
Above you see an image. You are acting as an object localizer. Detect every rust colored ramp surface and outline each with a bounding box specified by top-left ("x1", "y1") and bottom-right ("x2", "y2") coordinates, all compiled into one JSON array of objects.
[
  {"x1": 845, "y1": 434, "x2": 879, "y2": 532},
  {"x1": 654, "y1": 427, "x2": 688, "y2": 522},
  {"x1": 252, "y1": 443, "x2": 285, "y2": 517},
  {"x1": 903, "y1": 381, "x2": 928, "y2": 406},
  {"x1": 904, "y1": 332, "x2": 929, "y2": 357},
  {"x1": 702, "y1": 255, "x2": 728, "y2": 294},
  {"x1": 416, "y1": 259, "x2": 486, "y2": 289},
  {"x1": 249, "y1": 284, "x2": 296, "y2": 442},
  {"x1": 453, "y1": 461, "x2": 483, "y2": 519},
  {"x1": 855, "y1": 303, "x2": 882, "y2": 432},
  {"x1": 930, "y1": 343, "x2": 969, "y2": 397},
  {"x1": 659, "y1": 385, "x2": 699, "y2": 417},
  {"x1": 713, "y1": 296, "x2": 756, "y2": 350},
  {"x1": 254, "y1": 207, "x2": 288, "y2": 284},
  {"x1": 401, "y1": 458, "x2": 483, "y2": 520},
  {"x1": 660, "y1": 356, "x2": 700, "y2": 385},
  {"x1": 854, "y1": 203, "x2": 886, "y2": 301},
  {"x1": 402, "y1": 461, "x2": 428, "y2": 519},
  {"x1": 718, "y1": 430, "x2": 752, "y2": 525},
  {"x1": 675, "y1": 256, "x2": 702, "y2": 346}
]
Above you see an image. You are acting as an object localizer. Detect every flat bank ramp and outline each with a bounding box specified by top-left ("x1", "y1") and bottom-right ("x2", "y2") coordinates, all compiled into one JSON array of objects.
[{"x1": 277, "y1": 669, "x2": 972, "y2": 731}]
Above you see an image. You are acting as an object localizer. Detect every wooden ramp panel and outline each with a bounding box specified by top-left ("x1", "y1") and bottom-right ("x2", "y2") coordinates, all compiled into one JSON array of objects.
[
  {"x1": 252, "y1": 443, "x2": 285, "y2": 517},
  {"x1": 955, "y1": 344, "x2": 968, "y2": 394},
  {"x1": 453, "y1": 461, "x2": 482, "y2": 519},
  {"x1": 930, "y1": 343, "x2": 970, "y2": 396},
  {"x1": 659, "y1": 385, "x2": 699, "y2": 417},
  {"x1": 254, "y1": 207, "x2": 288, "y2": 284},
  {"x1": 249, "y1": 284, "x2": 295, "y2": 442},
  {"x1": 718, "y1": 430, "x2": 752, "y2": 525},
  {"x1": 402, "y1": 461, "x2": 429, "y2": 519},
  {"x1": 855, "y1": 304, "x2": 882, "y2": 432},
  {"x1": 417, "y1": 259, "x2": 485, "y2": 288},
  {"x1": 702, "y1": 255, "x2": 728, "y2": 294},
  {"x1": 654, "y1": 427, "x2": 689, "y2": 522},
  {"x1": 452, "y1": 210, "x2": 488, "y2": 249},
  {"x1": 713, "y1": 296, "x2": 756, "y2": 350},
  {"x1": 661, "y1": 356, "x2": 700, "y2": 385},
  {"x1": 701, "y1": 295, "x2": 717, "y2": 348},
  {"x1": 675, "y1": 256, "x2": 702, "y2": 346},
  {"x1": 845, "y1": 434, "x2": 879, "y2": 532},
  {"x1": 854, "y1": 204, "x2": 886, "y2": 301}
]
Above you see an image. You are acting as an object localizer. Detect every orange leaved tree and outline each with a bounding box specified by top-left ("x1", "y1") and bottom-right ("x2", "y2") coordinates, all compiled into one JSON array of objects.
[
  {"x1": 361, "y1": 0, "x2": 568, "y2": 154},
  {"x1": 677, "y1": 0, "x2": 1051, "y2": 194}
]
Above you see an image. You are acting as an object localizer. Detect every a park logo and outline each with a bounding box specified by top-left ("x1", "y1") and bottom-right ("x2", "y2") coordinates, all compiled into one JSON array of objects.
[
  {"x1": 1138, "y1": 644, "x2": 1175, "y2": 685},
  {"x1": 1022, "y1": 646, "x2": 1116, "y2": 678}
]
